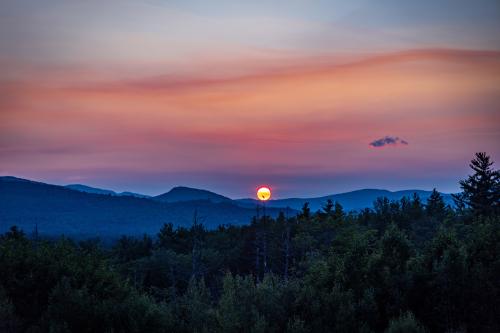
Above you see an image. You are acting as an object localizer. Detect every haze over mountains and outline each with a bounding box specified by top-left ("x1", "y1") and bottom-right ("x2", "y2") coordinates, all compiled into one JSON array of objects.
[
  {"x1": 0, "y1": 176, "x2": 454, "y2": 237},
  {"x1": 65, "y1": 184, "x2": 151, "y2": 198},
  {"x1": 0, "y1": 177, "x2": 284, "y2": 237},
  {"x1": 62, "y1": 180, "x2": 454, "y2": 210},
  {"x1": 236, "y1": 189, "x2": 455, "y2": 212},
  {"x1": 155, "y1": 186, "x2": 231, "y2": 203}
]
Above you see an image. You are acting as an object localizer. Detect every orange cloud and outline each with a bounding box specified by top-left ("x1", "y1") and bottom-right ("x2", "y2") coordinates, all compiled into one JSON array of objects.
[{"x1": 1, "y1": 48, "x2": 499, "y2": 193}]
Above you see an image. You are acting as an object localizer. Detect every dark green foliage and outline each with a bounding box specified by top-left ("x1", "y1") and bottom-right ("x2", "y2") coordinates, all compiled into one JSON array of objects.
[
  {"x1": 0, "y1": 230, "x2": 166, "y2": 332},
  {"x1": 0, "y1": 286, "x2": 20, "y2": 332},
  {"x1": 0, "y1": 152, "x2": 499, "y2": 332},
  {"x1": 0, "y1": 178, "x2": 287, "y2": 235},
  {"x1": 454, "y1": 152, "x2": 500, "y2": 217},
  {"x1": 114, "y1": 234, "x2": 153, "y2": 262},
  {"x1": 426, "y1": 189, "x2": 446, "y2": 221},
  {"x1": 385, "y1": 312, "x2": 427, "y2": 333}
]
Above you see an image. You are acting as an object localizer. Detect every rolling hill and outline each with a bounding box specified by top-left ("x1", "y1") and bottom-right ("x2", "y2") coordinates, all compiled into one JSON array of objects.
[
  {"x1": 0, "y1": 177, "x2": 281, "y2": 237},
  {"x1": 65, "y1": 184, "x2": 151, "y2": 198},
  {"x1": 235, "y1": 189, "x2": 455, "y2": 211},
  {"x1": 154, "y1": 186, "x2": 231, "y2": 203},
  {"x1": 1, "y1": 176, "x2": 455, "y2": 237}
]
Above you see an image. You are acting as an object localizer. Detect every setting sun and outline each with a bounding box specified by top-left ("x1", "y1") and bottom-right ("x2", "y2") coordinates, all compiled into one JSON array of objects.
[{"x1": 257, "y1": 186, "x2": 271, "y2": 201}]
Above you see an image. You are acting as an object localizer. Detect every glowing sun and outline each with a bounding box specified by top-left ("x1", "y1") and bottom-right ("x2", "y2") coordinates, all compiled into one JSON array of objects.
[{"x1": 257, "y1": 186, "x2": 271, "y2": 201}]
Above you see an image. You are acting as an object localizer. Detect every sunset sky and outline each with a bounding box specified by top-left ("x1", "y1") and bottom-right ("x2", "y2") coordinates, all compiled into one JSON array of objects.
[{"x1": 1, "y1": 0, "x2": 500, "y2": 198}]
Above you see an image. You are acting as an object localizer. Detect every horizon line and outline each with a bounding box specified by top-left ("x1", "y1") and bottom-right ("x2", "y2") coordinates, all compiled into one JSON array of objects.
[{"x1": 0, "y1": 174, "x2": 456, "y2": 200}]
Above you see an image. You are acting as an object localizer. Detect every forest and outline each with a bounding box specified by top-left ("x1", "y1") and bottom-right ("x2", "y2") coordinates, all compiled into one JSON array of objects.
[{"x1": 1, "y1": 152, "x2": 499, "y2": 333}]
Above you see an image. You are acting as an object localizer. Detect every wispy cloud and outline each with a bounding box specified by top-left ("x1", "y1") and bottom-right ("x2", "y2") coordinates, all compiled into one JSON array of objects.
[
  {"x1": 369, "y1": 136, "x2": 408, "y2": 148},
  {"x1": 2, "y1": 48, "x2": 499, "y2": 196}
]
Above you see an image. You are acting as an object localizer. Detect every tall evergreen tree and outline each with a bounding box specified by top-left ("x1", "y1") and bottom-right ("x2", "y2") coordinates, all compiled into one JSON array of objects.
[
  {"x1": 454, "y1": 152, "x2": 500, "y2": 217},
  {"x1": 322, "y1": 199, "x2": 334, "y2": 215},
  {"x1": 426, "y1": 189, "x2": 446, "y2": 221},
  {"x1": 333, "y1": 201, "x2": 345, "y2": 221},
  {"x1": 299, "y1": 203, "x2": 311, "y2": 220},
  {"x1": 410, "y1": 193, "x2": 424, "y2": 219},
  {"x1": 191, "y1": 211, "x2": 205, "y2": 278}
]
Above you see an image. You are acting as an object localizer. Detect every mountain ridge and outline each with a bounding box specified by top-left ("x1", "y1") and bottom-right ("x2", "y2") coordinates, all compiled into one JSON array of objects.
[
  {"x1": 0, "y1": 176, "x2": 455, "y2": 237},
  {"x1": 154, "y1": 186, "x2": 231, "y2": 203},
  {"x1": 1, "y1": 176, "x2": 455, "y2": 211},
  {"x1": 236, "y1": 188, "x2": 455, "y2": 211},
  {"x1": 65, "y1": 184, "x2": 151, "y2": 198},
  {"x1": 0, "y1": 176, "x2": 284, "y2": 237}
]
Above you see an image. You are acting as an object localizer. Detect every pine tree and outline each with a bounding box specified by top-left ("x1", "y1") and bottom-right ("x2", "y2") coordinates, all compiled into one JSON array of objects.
[
  {"x1": 191, "y1": 210, "x2": 205, "y2": 279},
  {"x1": 453, "y1": 152, "x2": 500, "y2": 217},
  {"x1": 157, "y1": 223, "x2": 176, "y2": 249},
  {"x1": 333, "y1": 201, "x2": 345, "y2": 221},
  {"x1": 322, "y1": 199, "x2": 334, "y2": 215},
  {"x1": 410, "y1": 193, "x2": 424, "y2": 219},
  {"x1": 299, "y1": 202, "x2": 311, "y2": 220},
  {"x1": 426, "y1": 189, "x2": 446, "y2": 221}
]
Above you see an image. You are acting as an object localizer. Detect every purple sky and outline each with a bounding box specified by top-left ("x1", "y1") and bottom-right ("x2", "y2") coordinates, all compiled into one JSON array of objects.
[{"x1": 1, "y1": 0, "x2": 499, "y2": 198}]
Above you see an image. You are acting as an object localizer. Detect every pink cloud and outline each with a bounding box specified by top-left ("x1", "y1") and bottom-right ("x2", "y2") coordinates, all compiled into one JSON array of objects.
[{"x1": 1, "y1": 48, "x2": 499, "y2": 195}]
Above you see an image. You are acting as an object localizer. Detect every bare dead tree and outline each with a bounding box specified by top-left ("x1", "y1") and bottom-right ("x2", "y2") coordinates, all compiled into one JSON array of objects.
[
  {"x1": 191, "y1": 210, "x2": 203, "y2": 279},
  {"x1": 281, "y1": 207, "x2": 291, "y2": 281}
]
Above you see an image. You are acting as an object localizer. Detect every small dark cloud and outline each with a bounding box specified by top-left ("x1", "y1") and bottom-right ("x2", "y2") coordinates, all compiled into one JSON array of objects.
[{"x1": 369, "y1": 136, "x2": 408, "y2": 148}]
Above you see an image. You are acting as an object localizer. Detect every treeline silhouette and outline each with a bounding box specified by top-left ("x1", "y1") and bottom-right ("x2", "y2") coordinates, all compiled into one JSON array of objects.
[{"x1": 1, "y1": 153, "x2": 499, "y2": 332}]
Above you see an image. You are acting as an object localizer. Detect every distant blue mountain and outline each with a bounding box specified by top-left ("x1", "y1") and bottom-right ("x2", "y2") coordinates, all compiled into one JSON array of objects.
[
  {"x1": 235, "y1": 189, "x2": 455, "y2": 212},
  {"x1": 1, "y1": 176, "x2": 455, "y2": 237},
  {"x1": 63, "y1": 181, "x2": 453, "y2": 211},
  {"x1": 120, "y1": 191, "x2": 151, "y2": 199},
  {"x1": 0, "y1": 177, "x2": 283, "y2": 237},
  {"x1": 66, "y1": 184, "x2": 117, "y2": 195},
  {"x1": 154, "y1": 186, "x2": 231, "y2": 203},
  {"x1": 0, "y1": 176, "x2": 32, "y2": 183},
  {"x1": 65, "y1": 184, "x2": 151, "y2": 198}
]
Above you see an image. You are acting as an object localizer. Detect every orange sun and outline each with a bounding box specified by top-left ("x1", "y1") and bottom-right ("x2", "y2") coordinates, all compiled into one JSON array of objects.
[{"x1": 256, "y1": 186, "x2": 271, "y2": 201}]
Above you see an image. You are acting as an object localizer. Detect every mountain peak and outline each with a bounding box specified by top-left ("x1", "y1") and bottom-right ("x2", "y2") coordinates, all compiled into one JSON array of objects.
[
  {"x1": 65, "y1": 184, "x2": 117, "y2": 195},
  {"x1": 154, "y1": 186, "x2": 231, "y2": 203},
  {"x1": 0, "y1": 176, "x2": 31, "y2": 183}
]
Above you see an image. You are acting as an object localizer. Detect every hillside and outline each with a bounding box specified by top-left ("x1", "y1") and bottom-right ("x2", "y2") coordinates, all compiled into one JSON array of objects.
[
  {"x1": 154, "y1": 186, "x2": 231, "y2": 203},
  {"x1": 236, "y1": 189, "x2": 455, "y2": 211},
  {"x1": 65, "y1": 184, "x2": 151, "y2": 198},
  {"x1": 0, "y1": 176, "x2": 455, "y2": 237},
  {"x1": 65, "y1": 184, "x2": 116, "y2": 196},
  {"x1": 0, "y1": 177, "x2": 280, "y2": 237}
]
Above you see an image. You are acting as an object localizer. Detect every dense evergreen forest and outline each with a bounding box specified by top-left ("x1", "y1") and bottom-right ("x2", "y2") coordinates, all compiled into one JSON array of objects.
[{"x1": 1, "y1": 152, "x2": 499, "y2": 333}]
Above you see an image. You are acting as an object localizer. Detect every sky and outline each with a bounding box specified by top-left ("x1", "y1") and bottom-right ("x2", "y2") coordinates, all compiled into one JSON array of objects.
[{"x1": 1, "y1": 0, "x2": 500, "y2": 198}]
